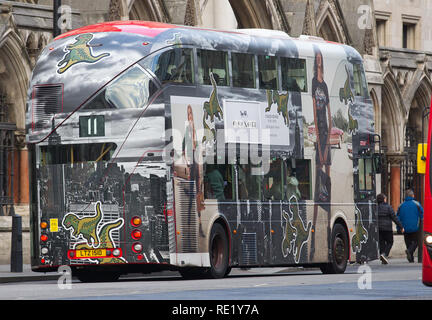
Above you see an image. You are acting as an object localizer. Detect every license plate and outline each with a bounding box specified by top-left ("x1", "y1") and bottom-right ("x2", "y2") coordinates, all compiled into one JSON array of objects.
[{"x1": 75, "y1": 249, "x2": 106, "y2": 258}]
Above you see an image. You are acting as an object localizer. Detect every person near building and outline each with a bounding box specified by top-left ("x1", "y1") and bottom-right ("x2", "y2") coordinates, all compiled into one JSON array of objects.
[
  {"x1": 377, "y1": 193, "x2": 404, "y2": 264},
  {"x1": 397, "y1": 189, "x2": 424, "y2": 263}
]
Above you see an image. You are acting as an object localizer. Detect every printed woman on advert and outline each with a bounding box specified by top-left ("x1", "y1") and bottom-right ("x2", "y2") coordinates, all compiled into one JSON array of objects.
[
  {"x1": 182, "y1": 105, "x2": 205, "y2": 238},
  {"x1": 310, "y1": 45, "x2": 333, "y2": 260}
]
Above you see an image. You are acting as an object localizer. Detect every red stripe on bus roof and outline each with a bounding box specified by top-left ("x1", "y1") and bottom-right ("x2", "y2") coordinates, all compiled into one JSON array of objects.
[{"x1": 55, "y1": 21, "x2": 178, "y2": 40}]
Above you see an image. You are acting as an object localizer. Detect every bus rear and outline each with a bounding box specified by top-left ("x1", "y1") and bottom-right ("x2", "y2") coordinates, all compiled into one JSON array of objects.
[
  {"x1": 422, "y1": 99, "x2": 432, "y2": 286},
  {"x1": 27, "y1": 22, "x2": 173, "y2": 280}
]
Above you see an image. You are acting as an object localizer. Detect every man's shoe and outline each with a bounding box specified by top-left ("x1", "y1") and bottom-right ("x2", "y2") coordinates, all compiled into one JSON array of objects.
[{"x1": 380, "y1": 254, "x2": 389, "y2": 265}]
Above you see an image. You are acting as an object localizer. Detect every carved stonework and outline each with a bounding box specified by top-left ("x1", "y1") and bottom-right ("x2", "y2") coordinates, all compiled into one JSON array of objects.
[
  {"x1": 109, "y1": 0, "x2": 123, "y2": 21},
  {"x1": 302, "y1": 0, "x2": 317, "y2": 36},
  {"x1": 363, "y1": 28, "x2": 374, "y2": 55},
  {"x1": 184, "y1": 0, "x2": 197, "y2": 26},
  {"x1": 14, "y1": 131, "x2": 26, "y2": 150}
]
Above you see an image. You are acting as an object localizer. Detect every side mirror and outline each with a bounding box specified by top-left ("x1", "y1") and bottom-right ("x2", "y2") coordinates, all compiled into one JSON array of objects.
[
  {"x1": 373, "y1": 153, "x2": 383, "y2": 174},
  {"x1": 417, "y1": 143, "x2": 428, "y2": 174}
]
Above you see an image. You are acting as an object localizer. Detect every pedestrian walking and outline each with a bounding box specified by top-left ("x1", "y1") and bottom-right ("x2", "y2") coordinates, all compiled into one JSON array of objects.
[
  {"x1": 377, "y1": 193, "x2": 404, "y2": 264},
  {"x1": 397, "y1": 189, "x2": 424, "y2": 263}
]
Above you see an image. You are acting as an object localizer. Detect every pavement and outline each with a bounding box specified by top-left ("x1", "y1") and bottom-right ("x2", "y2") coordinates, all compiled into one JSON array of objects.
[{"x1": 0, "y1": 257, "x2": 419, "y2": 284}]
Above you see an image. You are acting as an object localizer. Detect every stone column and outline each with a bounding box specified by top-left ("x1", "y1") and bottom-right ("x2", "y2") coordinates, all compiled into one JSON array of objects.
[
  {"x1": 387, "y1": 154, "x2": 405, "y2": 211},
  {"x1": 14, "y1": 131, "x2": 28, "y2": 205}
]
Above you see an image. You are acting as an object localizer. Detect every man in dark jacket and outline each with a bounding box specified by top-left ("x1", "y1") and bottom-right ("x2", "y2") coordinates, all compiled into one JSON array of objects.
[
  {"x1": 397, "y1": 189, "x2": 424, "y2": 263},
  {"x1": 377, "y1": 193, "x2": 404, "y2": 264}
]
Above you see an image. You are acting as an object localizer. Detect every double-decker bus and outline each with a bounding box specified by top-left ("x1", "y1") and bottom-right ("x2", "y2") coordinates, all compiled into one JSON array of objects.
[
  {"x1": 27, "y1": 21, "x2": 380, "y2": 282},
  {"x1": 420, "y1": 101, "x2": 432, "y2": 286}
]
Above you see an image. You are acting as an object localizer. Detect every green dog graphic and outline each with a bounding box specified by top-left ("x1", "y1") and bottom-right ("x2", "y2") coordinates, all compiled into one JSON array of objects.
[{"x1": 57, "y1": 34, "x2": 110, "y2": 74}]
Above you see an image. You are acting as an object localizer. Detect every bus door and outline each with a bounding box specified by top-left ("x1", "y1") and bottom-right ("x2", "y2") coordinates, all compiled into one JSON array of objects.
[
  {"x1": 352, "y1": 134, "x2": 379, "y2": 263},
  {"x1": 236, "y1": 162, "x2": 266, "y2": 267}
]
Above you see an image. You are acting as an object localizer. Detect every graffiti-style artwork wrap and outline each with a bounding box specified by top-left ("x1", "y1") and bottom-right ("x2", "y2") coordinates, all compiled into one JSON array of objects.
[
  {"x1": 27, "y1": 21, "x2": 379, "y2": 275},
  {"x1": 63, "y1": 202, "x2": 103, "y2": 247},
  {"x1": 265, "y1": 90, "x2": 290, "y2": 126},
  {"x1": 351, "y1": 205, "x2": 369, "y2": 253},
  {"x1": 339, "y1": 66, "x2": 354, "y2": 105},
  {"x1": 281, "y1": 196, "x2": 312, "y2": 264},
  {"x1": 57, "y1": 34, "x2": 110, "y2": 74},
  {"x1": 63, "y1": 202, "x2": 127, "y2": 264},
  {"x1": 202, "y1": 72, "x2": 223, "y2": 145}
]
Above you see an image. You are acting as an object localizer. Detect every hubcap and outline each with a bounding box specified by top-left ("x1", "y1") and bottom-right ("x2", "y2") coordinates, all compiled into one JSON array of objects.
[
  {"x1": 334, "y1": 234, "x2": 346, "y2": 265},
  {"x1": 211, "y1": 234, "x2": 224, "y2": 269}
]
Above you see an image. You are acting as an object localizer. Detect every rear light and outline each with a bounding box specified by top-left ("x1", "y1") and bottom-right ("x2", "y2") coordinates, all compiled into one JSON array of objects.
[
  {"x1": 131, "y1": 229, "x2": 142, "y2": 240},
  {"x1": 113, "y1": 249, "x2": 121, "y2": 257},
  {"x1": 40, "y1": 221, "x2": 48, "y2": 229},
  {"x1": 40, "y1": 234, "x2": 48, "y2": 242},
  {"x1": 426, "y1": 234, "x2": 432, "y2": 245},
  {"x1": 131, "y1": 216, "x2": 142, "y2": 227},
  {"x1": 132, "y1": 243, "x2": 143, "y2": 253}
]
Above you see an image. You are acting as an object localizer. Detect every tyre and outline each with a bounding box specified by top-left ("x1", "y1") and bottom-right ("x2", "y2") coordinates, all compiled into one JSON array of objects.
[
  {"x1": 179, "y1": 223, "x2": 229, "y2": 280},
  {"x1": 208, "y1": 223, "x2": 230, "y2": 279},
  {"x1": 320, "y1": 223, "x2": 349, "y2": 274}
]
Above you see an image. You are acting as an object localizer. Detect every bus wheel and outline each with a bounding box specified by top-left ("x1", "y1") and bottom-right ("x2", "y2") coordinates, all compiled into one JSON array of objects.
[
  {"x1": 320, "y1": 223, "x2": 348, "y2": 274},
  {"x1": 76, "y1": 270, "x2": 120, "y2": 283},
  {"x1": 208, "y1": 223, "x2": 229, "y2": 279}
]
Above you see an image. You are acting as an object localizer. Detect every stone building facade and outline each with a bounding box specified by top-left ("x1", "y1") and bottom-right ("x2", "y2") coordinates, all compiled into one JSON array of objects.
[{"x1": 0, "y1": 0, "x2": 429, "y2": 263}]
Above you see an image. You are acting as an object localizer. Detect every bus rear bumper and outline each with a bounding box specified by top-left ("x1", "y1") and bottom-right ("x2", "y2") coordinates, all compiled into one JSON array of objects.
[{"x1": 422, "y1": 245, "x2": 432, "y2": 286}]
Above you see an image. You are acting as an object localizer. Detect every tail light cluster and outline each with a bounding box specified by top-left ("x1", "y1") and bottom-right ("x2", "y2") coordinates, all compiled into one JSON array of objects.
[
  {"x1": 40, "y1": 220, "x2": 49, "y2": 264},
  {"x1": 131, "y1": 216, "x2": 144, "y2": 256}
]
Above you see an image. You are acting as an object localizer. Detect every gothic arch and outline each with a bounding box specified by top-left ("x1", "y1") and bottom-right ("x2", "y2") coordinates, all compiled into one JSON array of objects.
[
  {"x1": 404, "y1": 72, "x2": 432, "y2": 118},
  {"x1": 128, "y1": 0, "x2": 170, "y2": 22},
  {"x1": 315, "y1": 0, "x2": 348, "y2": 44},
  {"x1": 228, "y1": 0, "x2": 274, "y2": 30},
  {"x1": 381, "y1": 71, "x2": 405, "y2": 153},
  {"x1": 0, "y1": 24, "x2": 32, "y2": 130}
]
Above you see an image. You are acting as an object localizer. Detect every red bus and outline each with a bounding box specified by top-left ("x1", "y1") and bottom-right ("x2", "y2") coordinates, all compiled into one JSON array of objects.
[{"x1": 421, "y1": 100, "x2": 432, "y2": 286}]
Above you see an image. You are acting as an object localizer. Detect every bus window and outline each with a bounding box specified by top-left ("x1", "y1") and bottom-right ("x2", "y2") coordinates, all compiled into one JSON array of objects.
[
  {"x1": 296, "y1": 160, "x2": 312, "y2": 200},
  {"x1": 84, "y1": 65, "x2": 158, "y2": 110},
  {"x1": 353, "y1": 63, "x2": 368, "y2": 97},
  {"x1": 150, "y1": 48, "x2": 194, "y2": 84},
  {"x1": 358, "y1": 158, "x2": 374, "y2": 190},
  {"x1": 232, "y1": 53, "x2": 256, "y2": 89},
  {"x1": 258, "y1": 55, "x2": 278, "y2": 90},
  {"x1": 285, "y1": 159, "x2": 302, "y2": 200},
  {"x1": 204, "y1": 164, "x2": 233, "y2": 201},
  {"x1": 281, "y1": 58, "x2": 307, "y2": 92},
  {"x1": 105, "y1": 65, "x2": 156, "y2": 109},
  {"x1": 40, "y1": 143, "x2": 117, "y2": 165},
  {"x1": 238, "y1": 164, "x2": 262, "y2": 201},
  {"x1": 264, "y1": 159, "x2": 284, "y2": 201},
  {"x1": 197, "y1": 49, "x2": 229, "y2": 86}
]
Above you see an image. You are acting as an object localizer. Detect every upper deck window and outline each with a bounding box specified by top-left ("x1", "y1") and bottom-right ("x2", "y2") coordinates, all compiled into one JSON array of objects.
[
  {"x1": 197, "y1": 50, "x2": 229, "y2": 86},
  {"x1": 149, "y1": 48, "x2": 194, "y2": 84},
  {"x1": 353, "y1": 63, "x2": 368, "y2": 97},
  {"x1": 258, "y1": 55, "x2": 278, "y2": 90},
  {"x1": 281, "y1": 58, "x2": 307, "y2": 92},
  {"x1": 232, "y1": 53, "x2": 256, "y2": 89},
  {"x1": 83, "y1": 65, "x2": 158, "y2": 110}
]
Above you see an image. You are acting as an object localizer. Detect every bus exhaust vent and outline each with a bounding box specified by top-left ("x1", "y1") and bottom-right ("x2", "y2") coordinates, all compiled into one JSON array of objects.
[
  {"x1": 176, "y1": 179, "x2": 198, "y2": 253},
  {"x1": 32, "y1": 84, "x2": 63, "y2": 132},
  {"x1": 241, "y1": 233, "x2": 257, "y2": 265}
]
